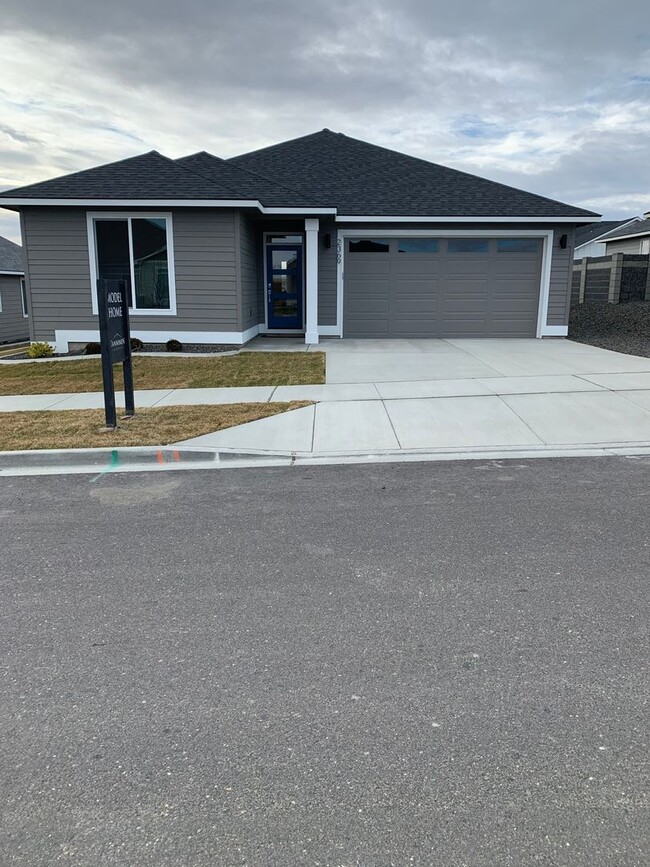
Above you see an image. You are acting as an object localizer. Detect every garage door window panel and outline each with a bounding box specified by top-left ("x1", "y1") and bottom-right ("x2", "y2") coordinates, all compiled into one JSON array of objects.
[
  {"x1": 447, "y1": 239, "x2": 490, "y2": 253},
  {"x1": 496, "y1": 239, "x2": 540, "y2": 253},
  {"x1": 349, "y1": 239, "x2": 390, "y2": 253},
  {"x1": 398, "y1": 239, "x2": 440, "y2": 253}
]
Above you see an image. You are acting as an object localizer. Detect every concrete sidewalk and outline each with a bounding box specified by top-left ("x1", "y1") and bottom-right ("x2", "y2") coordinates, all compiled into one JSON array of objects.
[
  {"x1": 176, "y1": 385, "x2": 650, "y2": 454},
  {"x1": 2, "y1": 339, "x2": 650, "y2": 458}
]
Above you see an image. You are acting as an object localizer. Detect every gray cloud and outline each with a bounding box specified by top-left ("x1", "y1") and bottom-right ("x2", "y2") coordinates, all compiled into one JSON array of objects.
[{"x1": 1, "y1": 0, "x2": 649, "y2": 243}]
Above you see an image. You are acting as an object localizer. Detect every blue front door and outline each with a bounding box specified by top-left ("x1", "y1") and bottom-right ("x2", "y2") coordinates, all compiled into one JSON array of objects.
[{"x1": 266, "y1": 244, "x2": 303, "y2": 330}]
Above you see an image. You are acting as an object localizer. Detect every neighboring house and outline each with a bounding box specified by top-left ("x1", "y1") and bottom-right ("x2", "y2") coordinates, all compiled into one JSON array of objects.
[
  {"x1": 0, "y1": 130, "x2": 599, "y2": 352},
  {"x1": 573, "y1": 217, "x2": 641, "y2": 260},
  {"x1": 0, "y1": 234, "x2": 29, "y2": 345},
  {"x1": 599, "y1": 214, "x2": 650, "y2": 255}
]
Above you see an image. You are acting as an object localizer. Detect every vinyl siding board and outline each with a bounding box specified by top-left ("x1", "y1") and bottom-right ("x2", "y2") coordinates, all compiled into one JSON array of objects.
[
  {"x1": 21, "y1": 207, "x2": 240, "y2": 341},
  {"x1": 0, "y1": 274, "x2": 29, "y2": 343},
  {"x1": 546, "y1": 228, "x2": 574, "y2": 326},
  {"x1": 606, "y1": 239, "x2": 643, "y2": 255},
  {"x1": 237, "y1": 213, "x2": 263, "y2": 331},
  {"x1": 318, "y1": 219, "x2": 337, "y2": 326}
]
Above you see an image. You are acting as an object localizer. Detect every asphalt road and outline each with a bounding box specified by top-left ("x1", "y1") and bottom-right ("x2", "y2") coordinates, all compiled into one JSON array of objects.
[{"x1": 1, "y1": 457, "x2": 649, "y2": 866}]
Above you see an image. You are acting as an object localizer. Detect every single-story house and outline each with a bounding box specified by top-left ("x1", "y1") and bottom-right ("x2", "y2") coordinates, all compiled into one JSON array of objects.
[
  {"x1": 0, "y1": 235, "x2": 29, "y2": 345},
  {"x1": 598, "y1": 214, "x2": 650, "y2": 255},
  {"x1": 573, "y1": 217, "x2": 641, "y2": 260},
  {"x1": 0, "y1": 130, "x2": 599, "y2": 352}
]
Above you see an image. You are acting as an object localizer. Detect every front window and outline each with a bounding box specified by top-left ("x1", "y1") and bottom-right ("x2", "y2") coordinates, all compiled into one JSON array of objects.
[{"x1": 93, "y1": 215, "x2": 173, "y2": 312}]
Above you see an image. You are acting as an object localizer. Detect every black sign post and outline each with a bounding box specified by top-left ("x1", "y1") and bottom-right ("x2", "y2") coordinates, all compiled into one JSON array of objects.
[{"x1": 97, "y1": 278, "x2": 135, "y2": 429}]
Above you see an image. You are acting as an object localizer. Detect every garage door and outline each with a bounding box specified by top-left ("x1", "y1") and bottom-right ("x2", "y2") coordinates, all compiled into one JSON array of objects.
[{"x1": 343, "y1": 237, "x2": 543, "y2": 338}]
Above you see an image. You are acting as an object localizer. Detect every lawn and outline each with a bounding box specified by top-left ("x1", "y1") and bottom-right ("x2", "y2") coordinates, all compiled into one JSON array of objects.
[
  {"x1": 0, "y1": 402, "x2": 310, "y2": 451},
  {"x1": 569, "y1": 302, "x2": 650, "y2": 358},
  {"x1": 0, "y1": 351, "x2": 325, "y2": 396}
]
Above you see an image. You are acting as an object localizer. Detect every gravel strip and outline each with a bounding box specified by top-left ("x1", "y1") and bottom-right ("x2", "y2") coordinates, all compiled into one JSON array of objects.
[{"x1": 569, "y1": 302, "x2": 650, "y2": 357}]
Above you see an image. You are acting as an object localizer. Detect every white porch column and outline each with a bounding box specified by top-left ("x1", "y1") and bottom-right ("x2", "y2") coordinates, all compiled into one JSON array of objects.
[{"x1": 305, "y1": 218, "x2": 319, "y2": 344}]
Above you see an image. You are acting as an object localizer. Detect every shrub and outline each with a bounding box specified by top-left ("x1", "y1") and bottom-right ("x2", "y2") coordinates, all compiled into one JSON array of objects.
[
  {"x1": 166, "y1": 339, "x2": 183, "y2": 352},
  {"x1": 84, "y1": 342, "x2": 101, "y2": 355},
  {"x1": 130, "y1": 337, "x2": 143, "y2": 351},
  {"x1": 27, "y1": 341, "x2": 54, "y2": 359}
]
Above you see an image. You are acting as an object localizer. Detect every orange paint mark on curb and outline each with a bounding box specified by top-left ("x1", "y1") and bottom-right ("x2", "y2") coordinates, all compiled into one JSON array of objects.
[
  {"x1": 156, "y1": 449, "x2": 164, "y2": 464},
  {"x1": 173, "y1": 450, "x2": 180, "y2": 462}
]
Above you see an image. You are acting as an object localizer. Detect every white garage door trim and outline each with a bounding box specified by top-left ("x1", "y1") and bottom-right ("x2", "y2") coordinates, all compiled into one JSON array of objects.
[{"x1": 335, "y1": 229, "x2": 557, "y2": 339}]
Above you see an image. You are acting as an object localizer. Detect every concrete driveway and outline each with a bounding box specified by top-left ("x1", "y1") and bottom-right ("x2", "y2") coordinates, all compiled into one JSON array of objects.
[
  {"x1": 247, "y1": 335, "x2": 650, "y2": 382},
  {"x1": 181, "y1": 339, "x2": 650, "y2": 456}
]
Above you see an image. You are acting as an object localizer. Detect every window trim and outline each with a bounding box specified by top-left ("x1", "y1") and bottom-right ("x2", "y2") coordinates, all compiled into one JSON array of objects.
[
  {"x1": 87, "y1": 212, "x2": 177, "y2": 316},
  {"x1": 0, "y1": 290, "x2": 2, "y2": 313},
  {"x1": 20, "y1": 278, "x2": 28, "y2": 317}
]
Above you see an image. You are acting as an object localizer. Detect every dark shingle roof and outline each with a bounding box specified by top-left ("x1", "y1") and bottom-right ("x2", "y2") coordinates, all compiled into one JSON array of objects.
[
  {"x1": 175, "y1": 152, "x2": 310, "y2": 207},
  {"x1": 228, "y1": 130, "x2": 598, "y2": 218},
  {"x1": 0, "y1": 235, "x2": 23, "y2": 272},
  {"x1": 598, "y1": 217, "x2": 650, "y2": 242},
  {"x1": 0, "y1": 130, "x2": 599, "y2": 219},
  {"x1": 0, "y1": 151, "x2": 250, "y2": 201},
  {"x1": 575, "y1": 220, "x2": 633, "y2": 247}
]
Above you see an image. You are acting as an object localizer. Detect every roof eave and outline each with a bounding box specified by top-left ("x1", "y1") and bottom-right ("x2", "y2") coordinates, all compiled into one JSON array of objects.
[
  {"x1": 335, "y1": 214, "x2": 598, "y2": 223},
  {"x1": 0, "y1": 197, "x2": 337, "y2": 214}
]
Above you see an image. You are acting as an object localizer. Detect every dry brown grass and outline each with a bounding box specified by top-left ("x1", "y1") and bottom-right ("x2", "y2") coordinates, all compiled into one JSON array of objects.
[
  {"x1": 0, "y1": 351, "x2": 326, "y2": 395},
  {"x1": 0, "y1": 402, "x2": 311, "y2": 451}
]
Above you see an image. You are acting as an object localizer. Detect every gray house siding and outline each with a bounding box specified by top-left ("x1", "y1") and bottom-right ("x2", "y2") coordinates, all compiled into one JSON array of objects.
[
  {"x1": 21, "y1": 206, "x2": 240, "y2": 343},
  {"x1": 0, "y1": 274, "x2": 29, "y2": 343},
  {"x1": 606, "y1": 238, "x2": 644, "y2": 255},
  {"x1": 237, "y1": 213, "x2": 263, "y2": 332},
  {"x1": 318, "y1": 219, "x2": 338, "y2": 327},
  {"x1": 547, "y1": 227, "x2": 575, "y2": 327}
]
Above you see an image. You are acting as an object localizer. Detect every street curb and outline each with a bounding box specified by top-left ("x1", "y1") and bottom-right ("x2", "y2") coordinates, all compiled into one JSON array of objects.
[{"x1": 1, "y1": 441, "x2": 650, "y2": 477}]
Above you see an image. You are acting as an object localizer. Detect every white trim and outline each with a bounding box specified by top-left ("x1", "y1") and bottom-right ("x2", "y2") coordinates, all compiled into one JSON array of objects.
[
  {"x1": 335, "y1": 215, "x2": 593, "y2": 224},
  {"x1": 337, "y1": 229, "x2": 554, "y2": 237},
  {"x1": 53, "y1": 324, "x2": 262, "y2": 354},
  {"x1": 317, "y1": 325, "x2": 339, "y2": 337},
  {"x1": 0, "y1": 290, "x2": 2, "y2": 312},
  {"x1": 336, "y1": 229, "x2": 556, "y2": 340},
  {"x1": 536, "y1": 233, "x2": 553, "y2": 339},
  {"x1": 304, "y1": 218, "x2": 319, "y2": 344},
  {"x1": 0, "y1": 270, "x2": 24, "y2": 276},
  {"x1": 20, "y1": 277, "x2": 28, "y2": 318},
  {"x1": 602, "y1": 227, "x2": 650, "y2": 244},
  {"x1": 540, "y1": 325, "x2": 568, "y2": 337},
  {"x1": 87, "y1": 211, "x2": 177, "y2": 316},
  {"x1": 262, "y1": 207, "x2": 335, "y2": 215},
  {"x1": 0, "y1": 197, "x2": 337, "y2": 215}
]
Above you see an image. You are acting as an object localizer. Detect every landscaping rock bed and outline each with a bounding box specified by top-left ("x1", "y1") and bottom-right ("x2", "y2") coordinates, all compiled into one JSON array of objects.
[
  {"x1": 135, "y1": 343, "x2": 234, "y2": 354},
  {"x1": 569, "y1": 302, "x2": 650, "y2": 358},
  {"x1": 7, "y1": 343, "x2": 236, "y2": 360}
]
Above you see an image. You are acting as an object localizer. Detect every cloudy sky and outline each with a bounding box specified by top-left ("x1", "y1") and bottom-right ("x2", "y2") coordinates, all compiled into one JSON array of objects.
[{"x1": 1, "y1": 0, "x2": 649, "y2": 242}]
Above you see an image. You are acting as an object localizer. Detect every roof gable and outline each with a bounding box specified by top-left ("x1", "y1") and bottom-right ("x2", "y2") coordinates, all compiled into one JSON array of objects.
[
  {"x1": 599, "y1": 217, "x2": 650, "y2": 243},
  {"x1": 229, "y1": 129, "x2": 598, "y2": 219},
  {"x1": 0, "y1": 235, "x2": 23, "y2": 272},
  {"x1": 574, "y1": 219, "x2": 639, "y2": 247},
  {"x1": 0, "y1": 151, "x2": 249, "y2": 201},
  {"x1": 175, "y1": 152, "x2": 310, "y2": 207}
]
